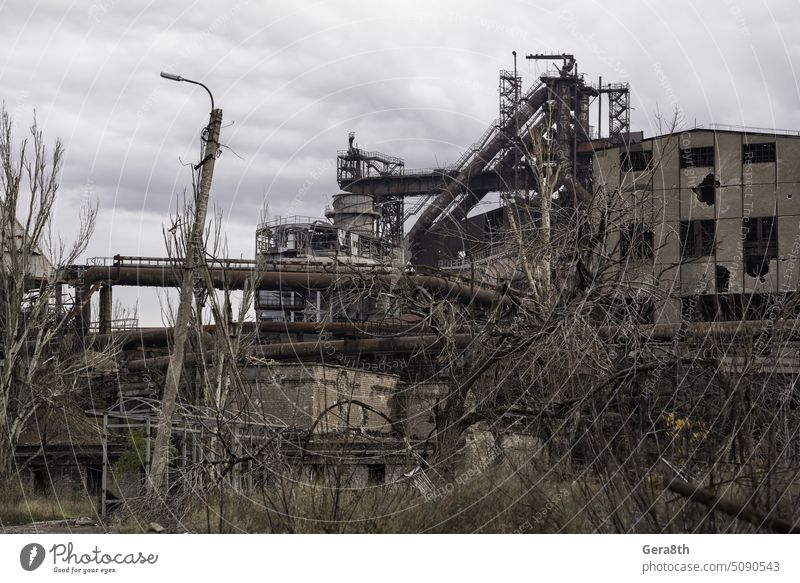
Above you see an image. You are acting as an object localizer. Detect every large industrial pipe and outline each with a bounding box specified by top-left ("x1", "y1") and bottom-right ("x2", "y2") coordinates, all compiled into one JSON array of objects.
[
  {"x1": 443, "y1": 115, "x2": 546, "y2": 227},
  {"x1": 126, "y1": 333, "x2": 476, "y2": 372},
  {"x1": 91, "y1": 320, "x2": 435, "y2": 348},
  {"x1": 405, "y1": 84, "x2": 551, "y2": 251},
  {"x1": 440, "y1": 87, "x2": 597, "y2": 230},
  {"x1": 78, "y1": 265, "x2": 511, "y2": 306},
  {"x1": 597, "y1": 319, "x2": 800, "y2": 342},
  {"x1": 93, "y1": 317, "x2": 800, "y2": 353},
  {"x1": 123, "y1": 318, "x2": 800, "y2": 373}
]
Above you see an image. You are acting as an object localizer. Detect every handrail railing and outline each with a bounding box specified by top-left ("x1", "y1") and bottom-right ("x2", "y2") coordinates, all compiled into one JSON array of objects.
[
  {"x1": 336, "y1": 148, "x2": 404, "y2": 166},
  {"x1": 698, "y1": 123, "x2": 800, "y2": 137},
  {"x1": 437, "y1": 245, "x2": 513, "y2": 269},
  {"x1": 89, "y1": 317, "x2": 139, "y2": 332},
  {"x1": 338, "y1": 82, "x2": 546, "y2": 183},
  {"x1": 257, "y1": 215, "x2": 330, "y2": 230},
  {"x1": 86, "y1": 256, "x2": 258, "y2": 269}
]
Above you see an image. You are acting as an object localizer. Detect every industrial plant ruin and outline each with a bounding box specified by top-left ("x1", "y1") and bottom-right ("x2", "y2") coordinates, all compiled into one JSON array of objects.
[{"x1": 4, "y1": 52, "x2": 800, "y2": 534}]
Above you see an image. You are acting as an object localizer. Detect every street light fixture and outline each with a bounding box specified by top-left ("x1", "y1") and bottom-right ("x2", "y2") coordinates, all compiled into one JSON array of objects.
[{"x1": 160, "y1": 71, "x2": 215, "y2": 111}]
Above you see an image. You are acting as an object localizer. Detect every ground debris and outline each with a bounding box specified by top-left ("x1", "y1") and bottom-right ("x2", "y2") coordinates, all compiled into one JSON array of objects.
[{"x1": 2, "y1": 517, "x2": 105, "y2": 534}]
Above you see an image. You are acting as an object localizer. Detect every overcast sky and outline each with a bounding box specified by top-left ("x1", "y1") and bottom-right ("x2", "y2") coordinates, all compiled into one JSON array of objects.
[{"x1": 2, "y1": 0, "x2": 798, "y2": 323}]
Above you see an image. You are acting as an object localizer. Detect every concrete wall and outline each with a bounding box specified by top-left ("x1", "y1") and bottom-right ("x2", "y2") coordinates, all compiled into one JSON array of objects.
[
  {"x1": 241, "y1": 363, "x2": 400, "y2": 433},
  {"x1": 241, "y1": 363, "x2": 453, "y2": 443},
  {"x1": 394, "y1": 381, "x2": 446, "y2": 439}
]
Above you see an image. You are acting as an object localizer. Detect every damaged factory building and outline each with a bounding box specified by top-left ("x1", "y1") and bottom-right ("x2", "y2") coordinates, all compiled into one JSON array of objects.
[
  {"x1": 594, "y1": 127, "x2": 800, "y2": 323},
  {"x1": 12, "y1": 52, "x2": 800, "y2": 513}
]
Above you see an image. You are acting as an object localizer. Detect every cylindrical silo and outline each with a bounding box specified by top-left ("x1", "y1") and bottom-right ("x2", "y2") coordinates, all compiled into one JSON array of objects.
[{"x1": 325, "y1": 192, "x2": 379, "y2": 235}]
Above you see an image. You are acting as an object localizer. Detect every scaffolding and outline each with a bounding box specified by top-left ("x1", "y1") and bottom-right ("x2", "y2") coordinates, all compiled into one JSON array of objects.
[{"x1": 606, "y1": 82, "x2": 631, "y2": 141}]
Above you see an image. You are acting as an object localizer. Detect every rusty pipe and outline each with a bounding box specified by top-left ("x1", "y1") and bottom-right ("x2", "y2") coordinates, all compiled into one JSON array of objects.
[
  {"x1": 90, "y1": 320, "x2": 434, "y2": 348},
  {"x1": 126, "y1": 333, "x2": 475, "y2": 372},
  {"x1": 77, "y1": 265, "x2": 511, "y2": 306}
]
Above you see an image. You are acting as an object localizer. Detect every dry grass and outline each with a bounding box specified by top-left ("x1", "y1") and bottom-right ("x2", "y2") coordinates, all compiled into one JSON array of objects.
[
  {"x1": 166, "y1": 466, "x2": 581, "y2": 534},
  {"x1": 0, "y1": 484, "x2": 96, "y2": 527}
]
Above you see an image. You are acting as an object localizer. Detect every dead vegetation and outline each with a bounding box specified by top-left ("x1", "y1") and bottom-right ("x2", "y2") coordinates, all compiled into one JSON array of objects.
[
  {"x1": 105, "y1": 109, "x2": 800, "y2": 534},
  {"x1": 0, "y1": 483, "x2": 95, "y2": 527},
  {"x1": 3, "y1": 96, "x2": 800, "y2": 535}
]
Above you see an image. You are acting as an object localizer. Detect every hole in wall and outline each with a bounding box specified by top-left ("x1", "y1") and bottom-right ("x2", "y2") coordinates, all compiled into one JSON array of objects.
[
  {"x1": 715, "y1": 265, "x2": 730, "y2": 292},
  {"x1": 692, "y1": 173, "x2": 719, "y2": 206},
  {"x1": 744, "y1": 255, "x2": 769, "y2": 280}
]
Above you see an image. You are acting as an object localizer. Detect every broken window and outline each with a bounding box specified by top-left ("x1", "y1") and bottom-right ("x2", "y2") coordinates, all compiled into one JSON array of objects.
[
  {"x1": 680, "y1": 146, "x2": 714, "y2": 168},
  {"x1": 684, "y1": 294, "x2": 768, "y2": 322},
  {"x1": 257, "y1": 290, "x2": 304, "y2": 309},
  {"x1": 85, "y1": 465, "x2": 102, "y2": 496},
  {"x1": 620, "y1": 223, "x2": 654, "y2": 260},
  {"x1": 691, "y1": 173, "x2": 719, "y2": 205},
  {"x1": 743, "y1": 142, "x2": 776, "y2": 164},
  {"x1": 742, "y1": 216, "x2": 778, "y2": 278},
  {"x1": 620, "y1": 150, "x2": 652, "y2": 172},
  {"x1": 367, "y1": 464, "x2": 386, "y2": 485},
  {"x1": 32, "y1": 466, "x2": 50, "y2": 494},
  {"x1": 715, "y1": 265, "x2": 730, "y2": 293},
  {"x1": 680, "y1": 220, "x2": 716, "y2": 257}
]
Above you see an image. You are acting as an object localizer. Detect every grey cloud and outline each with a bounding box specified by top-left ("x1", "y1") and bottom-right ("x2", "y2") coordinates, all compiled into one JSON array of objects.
[{"x1": 3, "y1": 0, "x2": 800, "y2": 268}]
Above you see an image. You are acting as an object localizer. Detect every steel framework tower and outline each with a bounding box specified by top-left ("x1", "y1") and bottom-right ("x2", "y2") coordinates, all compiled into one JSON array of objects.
[{"x1": 605, "y1": 82, "x2": 630, "y2": 141}]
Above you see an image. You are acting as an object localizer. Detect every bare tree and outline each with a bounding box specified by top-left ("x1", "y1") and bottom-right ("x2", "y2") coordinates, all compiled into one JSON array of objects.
[{"x1": 0, "y1": 106, "x2": 98, "y2": 482}]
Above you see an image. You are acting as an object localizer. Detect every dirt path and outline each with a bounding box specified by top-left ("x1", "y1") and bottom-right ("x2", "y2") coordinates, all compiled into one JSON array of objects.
[{"x1": 1, "y1": 518, "x2": 110, "y2": 534}]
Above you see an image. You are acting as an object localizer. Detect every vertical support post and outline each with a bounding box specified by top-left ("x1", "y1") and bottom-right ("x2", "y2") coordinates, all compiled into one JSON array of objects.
[
  {"x1": 598, "y1": 75, "x2": 602, "y2": 139},
  {"x1": 101, "y1": 414, "x2": 108, "y2": 517},
  {"x1": 182, "y1": 428, "x2": 187, "y2": 468},
  {"x1": 145, "y1": 418, "x2": 151, "y2": 478},
  {"x1": 99, "y1": 284, "x2": 112, "y2": 334},
  {"x1": 77, "y1": 285, "x2": 92, "y2": 335}
]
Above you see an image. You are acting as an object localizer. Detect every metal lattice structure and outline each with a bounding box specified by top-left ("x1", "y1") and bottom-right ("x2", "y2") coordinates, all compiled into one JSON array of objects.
[
  {"x1": 497, "y1": 67, "x2": 524, "y2": 208},
  {"x1": 498, "y1": 69, "x2": 522, "y2": 166},
  {"x1": 336, "y1": 132, "x2": 406, "y2": 242},
  {"x1": 606, "y1": 82, "x2": 630, "y2": 140}
]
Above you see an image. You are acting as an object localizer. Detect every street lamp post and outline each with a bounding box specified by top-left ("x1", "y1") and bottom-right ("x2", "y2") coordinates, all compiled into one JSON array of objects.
[{"x1": 148, "y1": 72, "x2": 223, "y2": 496}]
